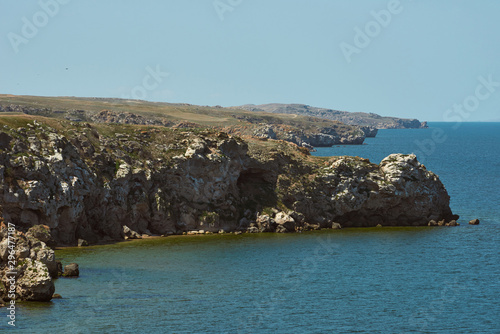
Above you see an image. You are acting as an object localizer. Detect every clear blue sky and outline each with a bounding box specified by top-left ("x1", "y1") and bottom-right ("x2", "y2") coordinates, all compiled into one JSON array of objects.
[{"x1": 1, "y1": 0, "x2": 499, "y2": 121}]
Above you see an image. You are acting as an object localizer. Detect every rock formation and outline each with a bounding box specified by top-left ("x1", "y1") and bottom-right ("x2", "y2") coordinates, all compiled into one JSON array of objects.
[{"x1": 0, "y1": 118, "x2": 457, "y2": 247}]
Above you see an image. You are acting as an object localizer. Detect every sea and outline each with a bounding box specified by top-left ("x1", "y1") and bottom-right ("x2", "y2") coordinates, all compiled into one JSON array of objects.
[{"x1": 4, "y1": 122, "x2": 500, "y2": 333}]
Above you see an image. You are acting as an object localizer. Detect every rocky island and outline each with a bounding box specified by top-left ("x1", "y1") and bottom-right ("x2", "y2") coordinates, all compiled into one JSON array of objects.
[{"x1": 0, "y1": 95, "x2": 457, "y2": 303}]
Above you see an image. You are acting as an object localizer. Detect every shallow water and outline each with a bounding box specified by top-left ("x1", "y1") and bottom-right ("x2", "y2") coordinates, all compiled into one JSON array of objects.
[{"x1": 4, "y1": 122, "x2": 500, "y2": 333}]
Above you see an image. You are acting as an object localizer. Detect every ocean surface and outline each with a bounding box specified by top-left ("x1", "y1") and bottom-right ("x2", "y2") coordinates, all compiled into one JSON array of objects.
[{"x1": 5, "y1": 122, "x2": 500, "y2": 333}]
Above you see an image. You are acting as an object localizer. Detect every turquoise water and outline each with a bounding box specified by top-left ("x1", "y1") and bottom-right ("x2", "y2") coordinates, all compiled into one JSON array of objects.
[{"x1": 4, "y1": 123, "x2": 500, "y2": 333}]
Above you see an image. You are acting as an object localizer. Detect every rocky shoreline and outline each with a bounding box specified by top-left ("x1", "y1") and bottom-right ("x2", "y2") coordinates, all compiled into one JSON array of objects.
[{"x1": 0, "y1": 115, "x2": 460, "y2": 302}]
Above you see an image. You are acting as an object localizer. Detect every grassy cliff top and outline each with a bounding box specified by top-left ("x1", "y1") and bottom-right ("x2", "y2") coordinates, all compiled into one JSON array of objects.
[{"x1": 0, "y1": 94, "x2": 358, "y2": 134}]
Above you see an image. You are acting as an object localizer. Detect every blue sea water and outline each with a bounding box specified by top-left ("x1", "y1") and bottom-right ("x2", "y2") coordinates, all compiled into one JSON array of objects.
[{"x1": 3, "y1": 122, "x2": 500, "y2": 333}]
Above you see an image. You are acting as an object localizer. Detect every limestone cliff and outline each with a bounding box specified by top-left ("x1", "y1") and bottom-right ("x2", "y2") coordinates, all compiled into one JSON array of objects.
[{"x1": 0, "y1": 116, "x2": 457, "y2": 247}]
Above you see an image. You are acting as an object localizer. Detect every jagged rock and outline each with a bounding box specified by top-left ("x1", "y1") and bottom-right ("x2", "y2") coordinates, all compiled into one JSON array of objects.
[
  {"x1": 26, "y1": 225, "x2": 56, "y2": 249},
  {"x1": 275, "y1": 212, "x2": 296, "y2": 232},
  {"x1": 253, "y1": 125, "x2": 277, "y2": 139},
  {"x1": 469, "y1": 219, "x2": 480, "y2": 225},
  {"x1": 63, "y1": 263, "x2": 79, "y2": 277},
  {"x1": 255, "y1": 215, "x2": 275, "y2": 232},
  {"x1": 13, "y1": 258, "x2": 55, "y2": 301},
  {"x1": 446, "y1": 220, "x2": 459, "y2": 227},
  {"x1": 428, "y1": 220, "x2": 438, "y2": 226}
]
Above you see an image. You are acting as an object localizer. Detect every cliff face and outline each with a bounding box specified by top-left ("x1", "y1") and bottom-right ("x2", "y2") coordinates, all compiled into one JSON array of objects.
[{"x1": 0, "y1": 117, "x2": 456, "y2": 246}]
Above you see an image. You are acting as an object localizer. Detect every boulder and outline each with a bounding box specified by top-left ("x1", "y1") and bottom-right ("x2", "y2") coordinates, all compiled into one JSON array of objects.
[
  {"x1": 428, "y1": 220, "x2": 438, "y2": 226},
  {"x1": 274, "y1": 212, "x2": 296, "y2": 232},
  {"x1": 13, "y1": 259, "x2": 55, "y2": 302},
  {"x1": 255, "y1": 215, "x2": 275, "y2": 232},
  {"x1": 63, "y1": 263, "x2": 79, "y2": 277},
  {"x1": 469, "y1": 219, "x2": 480, "y2": 225},
  {"x1": 445, "y1": 220, "x2": 459, "y2": 227},
  {"x1": 26, "y1": 225, "x2": 56, "y2": 249},
  {"x1": 331, "y1": 222, "x2": 342, "y2": 229}
]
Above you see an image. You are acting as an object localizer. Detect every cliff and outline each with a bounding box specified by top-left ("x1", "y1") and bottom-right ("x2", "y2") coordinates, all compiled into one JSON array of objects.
[
  {"x1": 0, "y1": 95, "x2": 366, "y2": 148},
  {"x1": 235, "y1": 103, "x2": 428, "y2": 130},
  {"x1": 0, "y1": 115, "x2": 457, "y2": 247}
]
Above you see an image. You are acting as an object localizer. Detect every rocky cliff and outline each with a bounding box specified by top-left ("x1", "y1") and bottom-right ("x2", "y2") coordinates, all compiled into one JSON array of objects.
[
  {"x1": 0, "y1": 116, "x2": 457, "y2": 247},
  {"x1": 235, "y1": 103, "x2": 428, "y2": 130}
]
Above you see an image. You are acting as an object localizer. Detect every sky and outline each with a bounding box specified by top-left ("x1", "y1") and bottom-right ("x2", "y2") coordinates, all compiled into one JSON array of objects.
[{"x1": 1, "y1": 0, "x2": 499, "y2": 122}]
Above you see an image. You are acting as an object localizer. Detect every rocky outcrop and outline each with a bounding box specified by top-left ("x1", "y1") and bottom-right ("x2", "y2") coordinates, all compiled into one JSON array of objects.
[
  {"x1": 252, "y1": 124, "x2": 365, "y2": 147},
  {"x1": 0, "y1": 227, "x2": 56, "y2": 302},
  {"x1": 0, "y1": 119, "x2": 456, "y2": 247},
  {"x1": 236, "y1": 103, "x2": 428, "y2": 129},
  {"x1": 62, "y1": 263, "x2": 79, "y2": 277},
  {"x1": 360, "y1": 126, "x2": 378, "y2": 138},
  {"x1": 89, "y1": 110, "x2": 175, "y2": 127}
]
